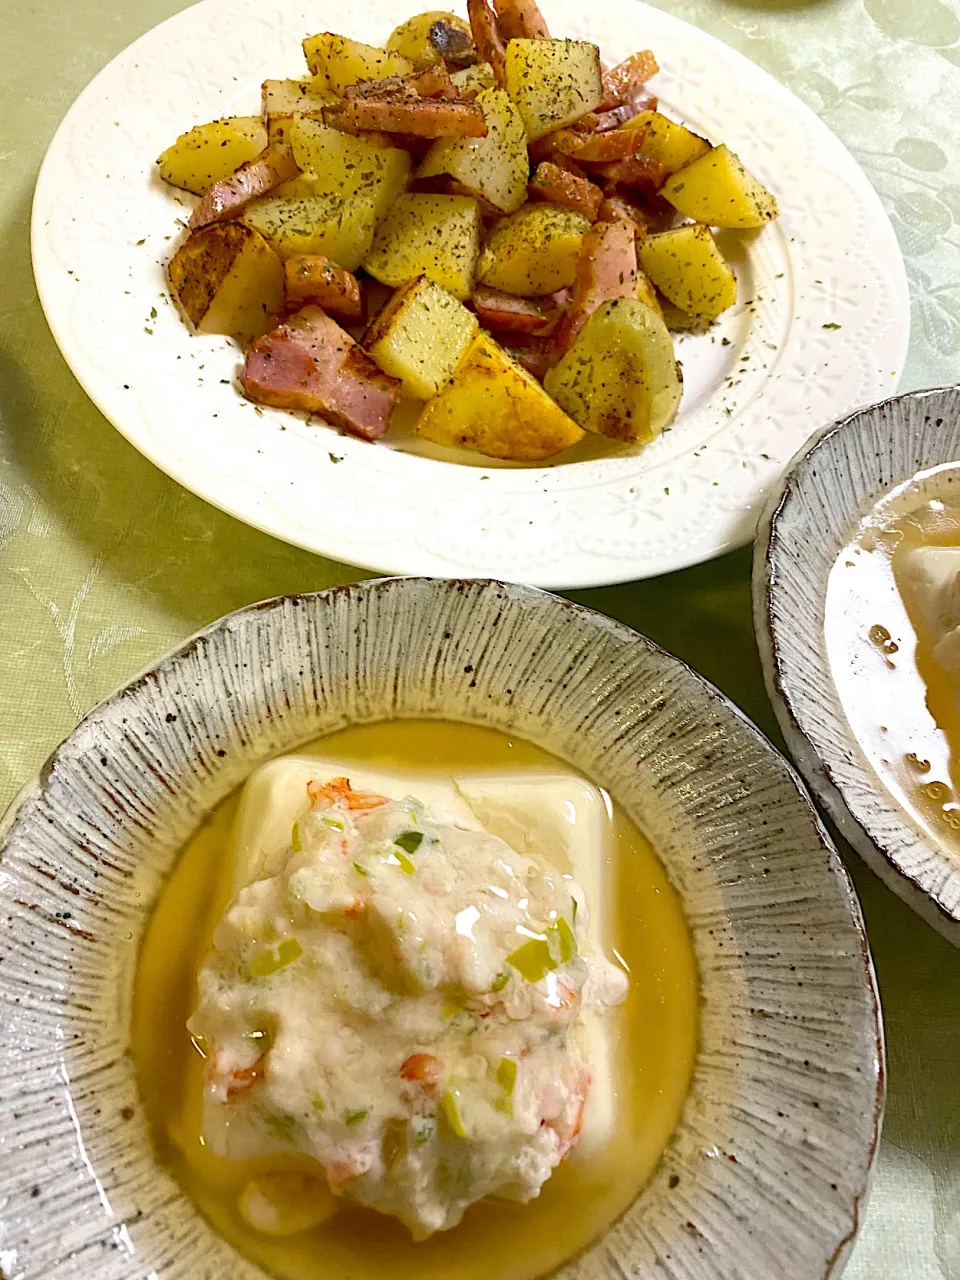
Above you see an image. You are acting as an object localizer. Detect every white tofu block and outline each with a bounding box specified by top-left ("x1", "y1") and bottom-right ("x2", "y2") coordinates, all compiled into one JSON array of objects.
[{"x1": 900, "y1": 546, "x2": 960, "y2": 636}]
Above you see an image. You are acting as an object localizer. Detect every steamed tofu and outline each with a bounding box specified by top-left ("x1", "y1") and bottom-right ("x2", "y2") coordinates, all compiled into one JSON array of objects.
[{"x1": 229, "y1": 756, "x2": 622, "y2": 1156}]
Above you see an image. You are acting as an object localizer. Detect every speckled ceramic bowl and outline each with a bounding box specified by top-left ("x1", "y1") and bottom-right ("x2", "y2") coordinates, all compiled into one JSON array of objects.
[
  {"x1": 0, "y1": 580, "x2": 881, "y2": 1280},
  {"x1": 754, "y1": 385, "x2": 960, "y2": 945}
]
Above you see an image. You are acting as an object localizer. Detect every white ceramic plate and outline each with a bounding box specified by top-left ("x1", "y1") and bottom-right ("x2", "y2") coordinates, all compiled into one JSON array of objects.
[
  {"x1": 32, "y1": 0, "x2": 909, "y2": 587},
  {"x1": 754, "y1": 385, "x2": 960, "y2": 946},
  {"x1": 0, "y1": 580, "x2": 882, "y2": 1278}
]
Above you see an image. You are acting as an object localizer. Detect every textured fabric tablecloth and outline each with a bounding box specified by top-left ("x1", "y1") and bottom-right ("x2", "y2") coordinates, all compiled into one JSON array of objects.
[{"x1": 2, "y1": 0, "x2": 959, "y2": 1273}]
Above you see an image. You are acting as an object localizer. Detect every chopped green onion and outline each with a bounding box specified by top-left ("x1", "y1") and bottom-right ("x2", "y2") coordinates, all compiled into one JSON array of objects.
[
  {"x1": 506, "y1": 937, "x2": 555, "y2": 984},
  {"x1": 392, "y1": 849, "x2": 416, "y2": 875},
  {"x1": 345, "y1": 1108, "x2": 368, "y2": 1126},
  {"x1": 394, "y1": 830, "x2": 424, "y2": 855},
  {"x1": 311, "y1": 1095, "x2": 326, "y2": 1111},
  {"x1": 250, "y1": 937, "x2": 303, "y2": 978},
  {"x1": 321, "y1": 816, "x2": 344, "y2": 831},
  {"x1": 496, "y1": 1057, "x2": 517, "y2": 1096},
  {"x1": 571, "y1": 896, "x2": 578, "y2": 922},
  {"x1": 291, "y1": 821, "x2": 303, "y2": 852},
  {"x1": 442, "y1": 1000, "x2": 461, "y2": 1020},
  {"x1": 353, "y1": 861, "x2": 369, "y2": 877},
  {"x1": 490, "y1": 970, "x2": 510, "y2": 993},
  {"x1": 548, "y1": 917, "x2": 578, "y2": 964},
  {"x1": 440, "y1": 1089, "x2": 468, "y2": 1139}
]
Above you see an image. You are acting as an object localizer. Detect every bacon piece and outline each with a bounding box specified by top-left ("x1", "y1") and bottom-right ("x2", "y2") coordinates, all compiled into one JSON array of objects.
[
  {"x1": 189, "y1": 143, "x2": 300, "y2": 229},
  {"x1": 501, "y1": 336, "x2": 554, "y2": 382},
  {"x1": 552, "y1": 219, "x2": 638, "y2": 357},
  {"x1": 473, "y1": 286, "x2": 559, "y2": 335},
  {"x1": 600, "y1": 51, "x2": 660, "y2": 110},
  {"x1": 492, "y1": 0, "x2": 550, "y2": 39},
  {"x1": 346, "y1": 65, "x2": 458, "y2": 102},
  {"x1": 324, "y1": 97, "x2": 487, "y2": 138},
  {"x1": 467, "y1": 0, "x2": 508, "y2": 86},
  {"x1": 284, "y1": 256, "x2": 363, "y2": 322},
  {"x1": 528, "y1": 162, "x2": 603, "y2": 221},
  {"x1": 591, "y1": 155, "x2": 669, "y2": 195},
  {"x1": 242, "y1": 309, "x2": 400, "y2": 441},
  {"x1": 598, "y1": 194, "x2": 649, "y2": 239},
  {"x1": 554, "y1": 126, "x2": 650, "y2": 163},
  {"x1": 528, "y1": 129, "x2": 582, "y2": 166},
  {"x1": 594, "y1": 97, "x2": 657, "y2": 132}
]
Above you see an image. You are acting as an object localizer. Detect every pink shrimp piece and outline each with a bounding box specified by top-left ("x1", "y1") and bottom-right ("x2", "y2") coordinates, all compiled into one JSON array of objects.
[{"x1": 307, "y1": 776, "x2": 388, "y2": 811}]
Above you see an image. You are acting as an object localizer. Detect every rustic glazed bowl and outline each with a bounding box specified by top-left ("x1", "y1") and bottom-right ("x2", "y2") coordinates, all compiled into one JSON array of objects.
[
  {"x1": 754, "y1": 385, "x2": 960, "y2": 946},
  {"x1": 0, "y1": 579, "x2": 881, "y2": 1279}
]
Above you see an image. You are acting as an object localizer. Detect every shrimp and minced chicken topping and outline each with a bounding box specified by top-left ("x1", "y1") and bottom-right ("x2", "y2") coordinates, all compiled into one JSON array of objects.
[{"x1": 189, "y1": 776, "x2": 627, "y2": 1238}]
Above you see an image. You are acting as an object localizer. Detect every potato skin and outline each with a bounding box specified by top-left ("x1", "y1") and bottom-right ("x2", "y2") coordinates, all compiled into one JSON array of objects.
[
  {"x1": 416, "y1": 331, "x2": 584, "y2": 460},
  {"x1": 544, "y1": 297, "x2": 681, "y2": 444},
  {"x1": 157, "y1": 117, "x2": 267, "y2": 195},
  {"x1": 386, "y1": 12, "x2": 476, "y2": 71},
  {"x1": 168, "y1": 222, "x2": 284, "y2": 344}
]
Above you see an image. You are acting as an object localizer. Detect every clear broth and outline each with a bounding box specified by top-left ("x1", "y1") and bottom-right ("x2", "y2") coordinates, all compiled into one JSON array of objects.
[{"x1": 133, "y1": 721, "x2": 699, "y2": 1280}]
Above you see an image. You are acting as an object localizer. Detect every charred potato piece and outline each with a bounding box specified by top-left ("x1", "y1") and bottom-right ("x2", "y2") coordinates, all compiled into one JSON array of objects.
[{"x1": 168, "y1": 222, "x2": 284, "y2": 344}]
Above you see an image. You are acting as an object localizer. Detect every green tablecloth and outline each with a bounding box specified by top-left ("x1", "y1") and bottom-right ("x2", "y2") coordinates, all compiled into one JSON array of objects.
[{"x1": 2, "y1": 0, "x2": 959, "y2": 1273}]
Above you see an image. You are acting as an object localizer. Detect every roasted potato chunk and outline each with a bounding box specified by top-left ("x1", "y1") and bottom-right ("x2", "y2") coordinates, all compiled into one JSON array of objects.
[
  {"x1": 364, "y1": 193, "x2": 482, "y2": 300},
  {"x1": 157, "y1": 117, "x2": 267, "y2": 195},
  {"x1": 289, "y1": 119, "x2": 411, "y2": 217},
  {"x1": 168, "y1": 222, "x2": 284, "y2": 344},
  {"x1": 416, "y1": 332, "x2": 584, "y2": 460},
  {"x1": 638, "y1": 223, "x2": 737, "y2": 319},
  {"x1": 243, "y1": 181, "x2": 377, "y2": 268},
  {"x1": 503, "y1": 39, "x2": 603, "y2": 141},
  {"x1": 262, "y1": 79, "x2": 339, "y2": 143},
  {"x1": 418, "y1": 87, "x2": 528, "y2": 214},
  {"x1": 544, "y1": 298, "x2": 681, "y2": 444},
  {"x1": 387, "y1": 12, "x2": 476, "y2": 71},
  {"x1": 622, "y1": 110, "x2": 711, "y2": 174},
  {"x1": 303, "y1": 33, "x2": 413, "y2": 93},
  {"x1": 364, "y1": 276, "x2": 478, "y2": 399},
  {"x1": 477, "y1": 204, "x2": 590, "y2": 296},
  {"x1": 662, "y1": 144, "x2": 778, "y2": 227},
  {"x1": 451, "y1": 61, "x2": 497, "y2": 92}
]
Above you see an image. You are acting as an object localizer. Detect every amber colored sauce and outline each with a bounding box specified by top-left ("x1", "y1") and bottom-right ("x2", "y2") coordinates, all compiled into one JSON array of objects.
[
  {"x1": 826, "y1": 474, "x2": 960, "y2": 860},
  {"x1": 132, "y1": 721, "x2": 699, "y2": 1280}
]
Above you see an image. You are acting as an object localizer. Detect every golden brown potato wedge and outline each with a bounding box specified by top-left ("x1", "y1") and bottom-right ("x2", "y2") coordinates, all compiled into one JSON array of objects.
[
  {"x1": 661, "y1": 144, "x2": 778, "y2": 227},
  {"x1": 638, "y1": 223, "x2": 737, "y2": 318},
  {"x1": 477, "y1": 204, "x2": 590, "y2": 296},
  {"x1": 416, "y1": 331, "x2": 584, "y2": 459},
  {"x1": 157, "y1": 117, "x2": 268, "y2": 195},
  {"x1": 303, "y1": 33, "x2": 413, "y2": 92},
  {"x1": 621, "y1": 110, "x2": 711, "y2": 174},
  {"x1": 168, "y1": 222, "x2": 284, "y2": 344},
  {"x1": 284, "y1": 255, "x2": 364, "y2": 321}
]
